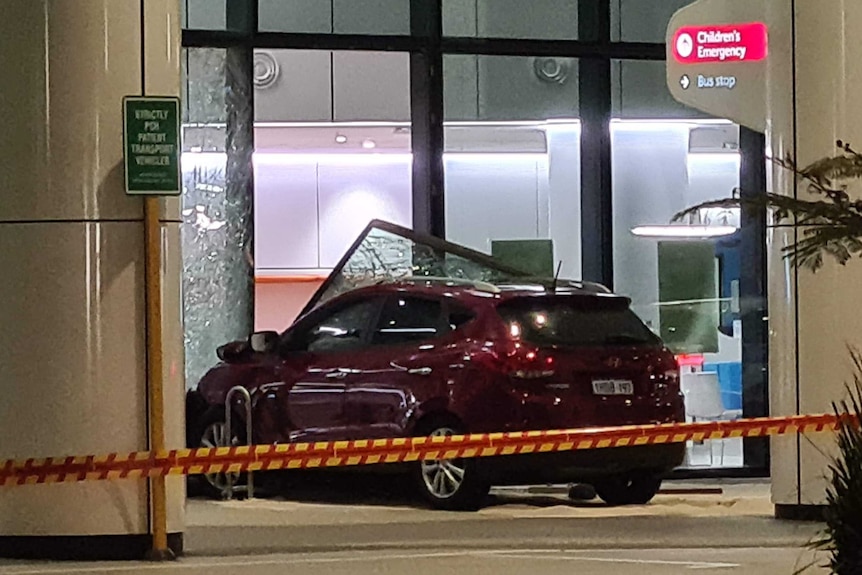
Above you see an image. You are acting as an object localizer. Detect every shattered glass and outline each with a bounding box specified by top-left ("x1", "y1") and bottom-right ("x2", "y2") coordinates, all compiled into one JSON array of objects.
[
  {"x1": 183, "y1": 48, "x2": 228, "y2": 125},
  {"x1": 180, "y1": 47, "x2": 254, "y2": 389},
  {"x1": 305, "y1": 222, "x2": 533, "y2": 315}
]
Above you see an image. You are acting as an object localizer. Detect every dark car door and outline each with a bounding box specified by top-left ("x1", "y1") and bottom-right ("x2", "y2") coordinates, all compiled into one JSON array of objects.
[
  {"x1": 344, "y1": 295, "x2": 468, "y2": 439},
  {"x1": 255, "y1": 296, "x2": 383, "y2": 443}
]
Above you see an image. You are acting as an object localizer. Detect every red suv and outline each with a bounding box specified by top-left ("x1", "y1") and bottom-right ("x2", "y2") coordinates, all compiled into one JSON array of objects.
[{"x1": 186, "y1": 221, "x2": 685, "y2": 510}]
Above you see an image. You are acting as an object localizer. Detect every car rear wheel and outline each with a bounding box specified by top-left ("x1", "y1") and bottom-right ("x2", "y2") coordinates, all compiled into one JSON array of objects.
[
  {"x1": 413, "y1": 417, "x2": 489, "y2": 511},
  {"x1": 191, "y1": 407, "x2": 246, "y2": 500},
  {"x1": 595, "y1": 472, "x2": 662, "y2": 506}
]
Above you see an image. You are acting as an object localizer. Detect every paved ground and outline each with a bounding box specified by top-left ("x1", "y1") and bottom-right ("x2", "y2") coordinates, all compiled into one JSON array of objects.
[
  {"x1": 184, "y1": 476, "x2": 821, "y2": 555},
  {"x1": 0, "y1": 478, "x2": 829, "y2": 574},
  {"x1": 0, "y1": 547, "x2": 828, "y2": 574}
]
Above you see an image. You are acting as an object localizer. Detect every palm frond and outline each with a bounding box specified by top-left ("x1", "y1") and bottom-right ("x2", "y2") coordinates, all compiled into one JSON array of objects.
[
  {"x1": 799, "y1": 141, "x2": 862, "y2": 186},
  {"x1": 804, "y1": 347, "x2": 862, "y2": 574},
  {"x1": 672, "y1": 140, "x2": 862, "y2": 272}
]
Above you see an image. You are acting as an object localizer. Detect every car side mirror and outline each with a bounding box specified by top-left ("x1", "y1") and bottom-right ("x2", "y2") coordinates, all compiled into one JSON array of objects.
[
  {"x1": 216, "y1": 340, "x2": 249, "y2": 362},
  {"x1": 249, "y1": 330, "x2": 279, "y2": 353}
]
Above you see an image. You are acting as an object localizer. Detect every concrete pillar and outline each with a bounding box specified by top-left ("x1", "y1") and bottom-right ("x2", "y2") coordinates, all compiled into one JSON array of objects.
[
  {"x1": 768, "y1": 0, "x2": 862, "y2": 517},
  {"x1": 0, "y1": 0, "x2": 185, "y2": 559}
]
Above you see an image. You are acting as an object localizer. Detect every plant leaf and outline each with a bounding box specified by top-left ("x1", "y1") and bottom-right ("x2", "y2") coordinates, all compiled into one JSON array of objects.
[{"x1": 671, "y1": 143, "x2": 862, "y2": 272}]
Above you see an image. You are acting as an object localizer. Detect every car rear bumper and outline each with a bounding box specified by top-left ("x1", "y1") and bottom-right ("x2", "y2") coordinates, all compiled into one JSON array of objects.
[{"x1": 474, "y1": 443, "x2": 687, "y2": 485}]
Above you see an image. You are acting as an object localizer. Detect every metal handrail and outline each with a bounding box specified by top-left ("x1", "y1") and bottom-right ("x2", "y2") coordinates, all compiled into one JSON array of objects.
[{"x1": 224, "y1": 386, "x2": 254, "y2": 500}]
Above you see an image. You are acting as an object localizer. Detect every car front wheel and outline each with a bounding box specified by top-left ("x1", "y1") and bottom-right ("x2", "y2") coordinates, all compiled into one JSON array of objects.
[
  {"x1": 595, "y1": 472, "x2": 663, "y2": 506},
  {"x1": 412, "y1": 417, "x2": 490, "y2": 511},
  {"x1": 190, "y1": 407, "x2": 245, "y2": 499}
]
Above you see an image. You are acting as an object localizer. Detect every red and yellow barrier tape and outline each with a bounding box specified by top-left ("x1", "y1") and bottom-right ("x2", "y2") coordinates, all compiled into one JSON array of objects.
[{"x1": 0, "y1": 413, "x2": 852, "y2": 487}]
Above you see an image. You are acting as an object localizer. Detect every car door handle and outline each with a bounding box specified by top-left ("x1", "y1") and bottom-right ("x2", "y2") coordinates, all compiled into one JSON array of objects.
[
  {"x1": 408, "y1": 367, "x2": 433, "y2": 376},
  {"x1": 326, "y1": 371, "x2": 348, "y2": 379}
]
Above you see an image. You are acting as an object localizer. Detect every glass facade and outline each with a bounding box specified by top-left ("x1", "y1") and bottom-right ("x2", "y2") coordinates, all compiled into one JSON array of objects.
[
  {"x1": 443, "y1": 0, "x2": 582, "y2": 40},
  {"x1": 443, "y1": 54, "x2": 581, "y2": 280},
  {"x1": 612, "y1": 118, "x2": 747, "y2": 469},
  {"x1": 181, "y1": 0, "x2": 769, "y2": 476},
  {"x1": 258, "y1": 0, "x2": 411, "y2": 35},
  {"x1": 611, "y1": 0, "x2": 693, "y2": 43}
]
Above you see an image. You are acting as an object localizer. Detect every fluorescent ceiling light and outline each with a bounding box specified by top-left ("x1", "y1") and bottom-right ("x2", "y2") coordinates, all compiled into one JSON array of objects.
[
  {"x1": 631, "y1": 225, "x2": 737, "y2": 238},
  {"x1": 188, "y1": 119, "x2": 734, "y2": 130},
  {"x1": 609, "y1": 119, "x2": 735, "y2": 126},
  {"x1": 182, "y1": 152, "x2": 548, "y2": 169}
]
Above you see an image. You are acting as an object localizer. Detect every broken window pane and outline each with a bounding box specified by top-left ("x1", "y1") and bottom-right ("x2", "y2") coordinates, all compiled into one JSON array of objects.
[
  {"x1": 181, "y1": 47, "x2": 254, "y2": 388},
  {"x1": 305, "y1": 222, "x2": 534, "y2": 314}
]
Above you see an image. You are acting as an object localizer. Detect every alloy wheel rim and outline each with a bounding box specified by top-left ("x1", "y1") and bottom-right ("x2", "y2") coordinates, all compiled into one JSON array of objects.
[
  {"x1": 420, "y1": 427, "x2": 466, "y2": 499},
  {"x1": 200, "y1": 421, "x2": 240, "y2": 495}
]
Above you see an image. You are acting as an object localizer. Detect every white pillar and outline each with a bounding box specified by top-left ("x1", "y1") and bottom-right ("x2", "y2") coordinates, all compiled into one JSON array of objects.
[
  {"x1": 768, "y1": 0, "x2": 862, "y2": 517},
  {"x1": 0, "y1": 0, "x2": 185, "y2": 559}
]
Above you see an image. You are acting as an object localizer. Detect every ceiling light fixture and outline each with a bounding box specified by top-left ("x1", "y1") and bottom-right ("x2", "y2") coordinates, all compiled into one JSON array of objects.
[
  {"x1": 335, "y1": 134, "x2": 348, "y2": 144},
  {"x1": 631, "y1": 225, "x2": 738, "y2": 238},
  {"x1": 362, "y1": 139, "x2": 376, "y2": 149}
]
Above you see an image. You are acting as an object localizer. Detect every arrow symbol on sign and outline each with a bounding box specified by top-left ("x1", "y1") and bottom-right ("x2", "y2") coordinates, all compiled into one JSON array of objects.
[{"x1": 680, "y1": 75, "x2": 691, "y2": 90}]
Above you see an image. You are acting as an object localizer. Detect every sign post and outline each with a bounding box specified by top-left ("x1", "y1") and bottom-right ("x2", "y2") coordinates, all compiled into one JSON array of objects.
[{"x1": 122, "y1": 95, "x2": 181, "y2": 560}]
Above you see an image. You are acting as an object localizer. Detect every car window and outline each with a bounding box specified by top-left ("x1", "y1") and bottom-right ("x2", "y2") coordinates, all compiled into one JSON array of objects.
[
  {"x1": 497, "y1": 296, "x2": 661, "y2": 347},
  {"x1": 372, "y1": 296, "x2": 445, "y2": 346},
  {"x1": 294, "y1": 298, "x2": 380, "y2": 353},
  {"x1": 447, "y1": 303, "x2": 476, "y2": 331}
]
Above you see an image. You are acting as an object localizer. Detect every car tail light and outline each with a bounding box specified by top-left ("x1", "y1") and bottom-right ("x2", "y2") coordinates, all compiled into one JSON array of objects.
[
  {"x1": 488, "y1": 343, "x2": 556, "y2": 380},
  {"x1": 653, "y1": 357, "x2": 681, "y2": 394},
  {"x1": 476, "y1": 322, "x2": 556, "y2": 379}
]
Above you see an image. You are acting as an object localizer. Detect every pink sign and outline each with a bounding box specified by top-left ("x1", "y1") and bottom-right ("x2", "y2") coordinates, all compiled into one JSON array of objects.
[{"x1": 672, "y1": 22, "x2": 768, "y2": 64}]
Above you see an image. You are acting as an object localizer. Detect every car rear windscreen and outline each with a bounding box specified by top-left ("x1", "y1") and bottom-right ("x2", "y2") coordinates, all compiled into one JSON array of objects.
[{"x1": 497, "y1": 296, "x2": 661, "y2": 347}]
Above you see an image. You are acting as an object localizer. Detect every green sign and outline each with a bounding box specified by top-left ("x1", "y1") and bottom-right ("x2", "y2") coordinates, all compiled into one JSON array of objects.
[{"x1": 123, "y1": 96, "x2": 181, "y2": 195}]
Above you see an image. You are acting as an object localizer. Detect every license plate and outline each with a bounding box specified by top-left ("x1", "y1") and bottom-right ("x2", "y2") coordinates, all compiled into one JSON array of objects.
[{"x1": 592, "y1": 379, "x2": 634, "y2": 396}]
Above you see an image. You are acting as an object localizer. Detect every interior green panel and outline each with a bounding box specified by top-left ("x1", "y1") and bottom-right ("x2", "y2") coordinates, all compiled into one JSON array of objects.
[
  {"x1": 491, "y1": 239, "x2": 555, "y2": 277},
  {"x1": 657, "y1": 241, "x2": 719, "y2": 354}
]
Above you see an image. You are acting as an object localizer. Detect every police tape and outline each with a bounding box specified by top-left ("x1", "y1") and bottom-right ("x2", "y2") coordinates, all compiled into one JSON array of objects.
[{"x1": 0, "y1": 413, "x2": 853, "y2": 487}]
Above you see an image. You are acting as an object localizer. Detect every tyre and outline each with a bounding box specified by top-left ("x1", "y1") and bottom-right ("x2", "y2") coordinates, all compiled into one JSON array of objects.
[
  {"x1": 568, "y1": 483, "x2": 597, "y2": 501},
  {"x1": 595, "y1": 472, "x2": 662, "y2": 506},
  {"x1": 189, "y1": 406, "x2": 246, "y2": 500},
  {"x1": 412, "y1": 415, "x2": 490, "y2": 511}
]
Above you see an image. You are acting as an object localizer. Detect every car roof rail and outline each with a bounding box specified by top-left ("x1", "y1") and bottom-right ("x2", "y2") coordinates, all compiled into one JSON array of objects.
[
  {"x1": 496, "y1": 278, "x2": 613, "y2": 294},
  {"x1": 400, "y1": 275, "x2": 502, "y2": 294},
  {"x1": 563, "y1": 280, "x2": 612, "y2": 293},
  {"x1": 390, "y1": 275, "x2": 611, "y2": 296}
]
